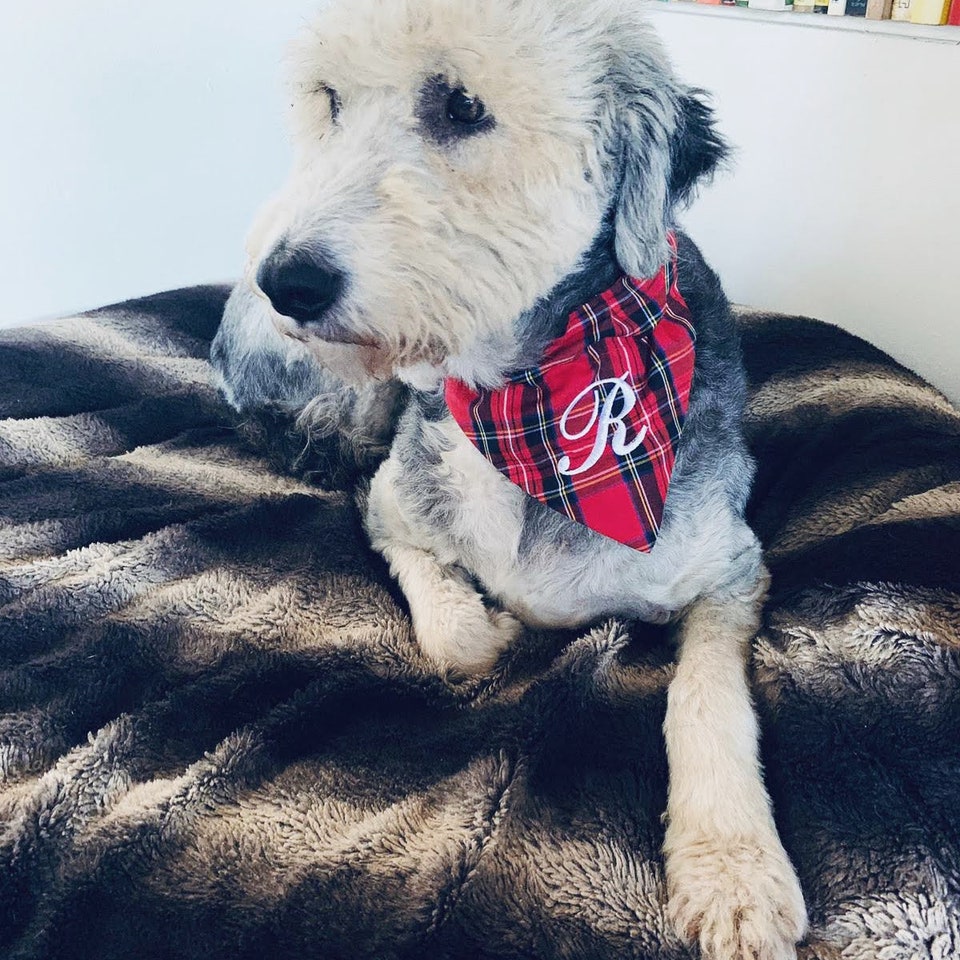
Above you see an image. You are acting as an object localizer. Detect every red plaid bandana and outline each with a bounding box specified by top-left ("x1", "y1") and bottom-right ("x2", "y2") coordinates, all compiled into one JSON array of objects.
[{"x1": 444, "y1": 234, "x2": 694, "y2": 551}]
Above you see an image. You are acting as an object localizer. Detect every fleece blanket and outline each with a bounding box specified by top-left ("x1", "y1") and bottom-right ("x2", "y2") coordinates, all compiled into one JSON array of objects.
[{"x1": 1, "y1": 287, "x2": 959, "y2": 960}]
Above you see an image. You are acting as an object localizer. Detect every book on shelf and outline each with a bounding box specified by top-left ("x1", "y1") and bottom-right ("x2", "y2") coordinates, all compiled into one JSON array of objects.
[
  {"x1": 655, "y1": 0, "x2": 960, "y2": 19},
  {"x1": 865, "y1": 0, "x2": 893, "y2": 19},
  {"x1": 910, "y1": 0, "x2": 950, "y2": 19}
]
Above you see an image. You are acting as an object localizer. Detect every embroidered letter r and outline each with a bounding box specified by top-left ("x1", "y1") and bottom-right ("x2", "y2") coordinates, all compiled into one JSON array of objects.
[{"x1": 557, "y1": 375, "x2": 649, "y2": 477}]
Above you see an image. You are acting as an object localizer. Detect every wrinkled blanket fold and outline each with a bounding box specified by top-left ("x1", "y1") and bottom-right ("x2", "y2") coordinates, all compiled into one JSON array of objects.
[{"x1": 1, "y1": 288, "x2": 959, "y2": 959}]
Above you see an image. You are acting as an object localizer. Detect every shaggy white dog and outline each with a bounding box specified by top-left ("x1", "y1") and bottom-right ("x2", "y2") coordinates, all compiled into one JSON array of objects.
[{"x1": 212, "y1": 2, "x2": 809, "y2": 957}]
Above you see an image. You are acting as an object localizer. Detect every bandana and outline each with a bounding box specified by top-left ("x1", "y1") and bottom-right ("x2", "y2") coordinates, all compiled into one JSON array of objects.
[{"x1": 444, "y1": 233, "x2": 695, "y2": 552}]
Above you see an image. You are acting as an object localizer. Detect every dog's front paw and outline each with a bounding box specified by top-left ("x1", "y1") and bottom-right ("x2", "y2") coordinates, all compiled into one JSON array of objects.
[
  {"x1": 415, "y1": 600, "x2": 523, "y2": 676},
  {"x1": 665, "y1": 831, "x2": 807, "y2": 960}
]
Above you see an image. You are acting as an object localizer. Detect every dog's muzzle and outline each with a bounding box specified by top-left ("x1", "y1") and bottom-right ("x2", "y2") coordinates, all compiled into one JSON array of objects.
[{"x1": 256, "y1": 248, "x2": 344, "y2": 327}]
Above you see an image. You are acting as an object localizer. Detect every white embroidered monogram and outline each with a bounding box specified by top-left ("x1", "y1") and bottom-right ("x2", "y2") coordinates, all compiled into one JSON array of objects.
[{"x1": 556, "y1": 375, "x2": 649, "y2": 477}]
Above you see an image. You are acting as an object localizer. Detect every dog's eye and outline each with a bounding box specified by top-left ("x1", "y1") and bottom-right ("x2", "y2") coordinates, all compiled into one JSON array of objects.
[
  {"x1": 417, "y1": 76, "x2": 495, "y2": 145},
  {"x1": 446, "y1": 88, "x2": 485, "y2": 126},
  {"x1": 319, "y1": 83, "x2": 341, "y2": 122}
]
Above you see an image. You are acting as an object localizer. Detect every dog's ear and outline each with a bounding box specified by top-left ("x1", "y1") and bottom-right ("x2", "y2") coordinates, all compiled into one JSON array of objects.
[
  {"x1": 613, "y1": 83, "x2": 728, "y2": 278},
  {"x1": 669, "y1": 90, "x2": 729, "y2": 207}
]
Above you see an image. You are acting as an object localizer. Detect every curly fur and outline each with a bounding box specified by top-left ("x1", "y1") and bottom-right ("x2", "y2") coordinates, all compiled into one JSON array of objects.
[{"x1": 210, "y1": 2, "x2": 808, "y2": 957}]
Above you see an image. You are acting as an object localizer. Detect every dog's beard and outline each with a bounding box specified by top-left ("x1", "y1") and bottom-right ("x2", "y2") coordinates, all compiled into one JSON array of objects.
[
  {"x1": 284, "y1": 330, "x2": 448, "y2": 385},
  {"x1": 302, "y1": 339, "x2": 395, "y2": 384}
]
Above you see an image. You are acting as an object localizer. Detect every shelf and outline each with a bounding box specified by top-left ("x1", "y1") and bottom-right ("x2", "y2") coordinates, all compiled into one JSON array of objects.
[{"x1": 641, "y1": 1, "x2": 960, "y2": 43}]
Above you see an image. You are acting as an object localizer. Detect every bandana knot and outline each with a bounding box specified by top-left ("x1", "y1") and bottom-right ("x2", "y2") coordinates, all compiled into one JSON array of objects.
[{"x1": 444, "y1": 233, "x2": 695, "y2": 551}]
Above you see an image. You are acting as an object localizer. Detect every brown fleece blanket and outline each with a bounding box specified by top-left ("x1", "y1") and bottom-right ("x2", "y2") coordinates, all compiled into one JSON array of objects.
[{"x1": 1, "y1": 287, "x2": 959, "y2": 959}]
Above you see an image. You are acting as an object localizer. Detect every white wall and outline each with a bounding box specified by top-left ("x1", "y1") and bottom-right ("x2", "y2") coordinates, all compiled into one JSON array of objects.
[
  {"x1": 0, "y1": 0, "x2": 316, "y2": 324},
  {"x1": 648, "y1": 7, "x2": 960, "y2": 404},
  {"x1": 1, "y1": 3, "x2": 958, "y2": 403}
]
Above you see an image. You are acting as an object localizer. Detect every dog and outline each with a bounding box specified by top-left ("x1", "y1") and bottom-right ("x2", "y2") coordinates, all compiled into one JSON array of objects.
[
  {"x1": 212, "y1": 280, "x2": 405, "y2": 484},
  {"x1": 211, "y1": 1, "x2": 808, "y2": 956}
]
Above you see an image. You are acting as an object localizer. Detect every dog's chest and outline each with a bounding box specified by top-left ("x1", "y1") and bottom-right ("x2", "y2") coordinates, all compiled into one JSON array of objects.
[
  {"x1": 392, "y1": 404, "x2": 760, "y2": 631},
  {"x1": 406, "y1": 415, "x2": 527, "y2": 584}
]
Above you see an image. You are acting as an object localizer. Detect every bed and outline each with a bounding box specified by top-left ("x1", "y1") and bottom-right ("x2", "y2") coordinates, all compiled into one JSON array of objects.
[{"x1": 1, "y1": 286, "x2": 959, "y2": 959}]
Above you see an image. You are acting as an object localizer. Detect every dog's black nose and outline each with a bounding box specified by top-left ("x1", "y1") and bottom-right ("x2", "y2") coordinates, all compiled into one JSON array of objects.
[{"x1": 256, "y1": 251, "x2": 344, "y2": 325}]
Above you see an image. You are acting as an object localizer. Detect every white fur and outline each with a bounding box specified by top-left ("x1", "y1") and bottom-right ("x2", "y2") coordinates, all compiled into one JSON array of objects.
[
  {"x1": 226, "y1": 1, "x2": 809, "y2": 956},
  {"x1": 663, "y1": 582, "x2": 807, "y2": 960},
  {"x1": 244, "y1": 0, "x2": 679, "y2": 383}
]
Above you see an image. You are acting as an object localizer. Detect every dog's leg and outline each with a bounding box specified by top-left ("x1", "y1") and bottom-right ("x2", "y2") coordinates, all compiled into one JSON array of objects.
[
  {"x1": 382, "y1": 541, "x2": 522, "y2": 674},
  {"x1": 663, "y1": 568, "x2": 807, "y2": 960},
  {"x1": 365, "y1": 462, "x2": 522, "y2": 675}
]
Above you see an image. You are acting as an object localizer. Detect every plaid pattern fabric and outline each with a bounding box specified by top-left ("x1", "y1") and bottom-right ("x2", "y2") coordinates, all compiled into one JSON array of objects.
[{"x1": 444, "y1": 234, "x2": 695, "y2": 551}]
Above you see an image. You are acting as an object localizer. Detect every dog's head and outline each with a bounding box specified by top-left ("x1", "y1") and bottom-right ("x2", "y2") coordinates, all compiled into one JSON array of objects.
[{"x1": 239, "y1": 0, "x2": 726, "y2": 388}]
